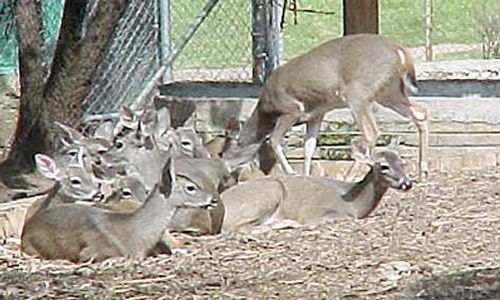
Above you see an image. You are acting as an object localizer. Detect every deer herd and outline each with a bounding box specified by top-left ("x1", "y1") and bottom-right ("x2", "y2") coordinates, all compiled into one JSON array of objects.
[{"x1": 19, "y1": 34, "x2": 429, "y2": 262}]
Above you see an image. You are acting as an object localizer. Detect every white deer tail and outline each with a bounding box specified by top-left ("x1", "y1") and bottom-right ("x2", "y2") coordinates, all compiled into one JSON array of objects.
[
  {"x1": 403, "y1": 71, "x2": 418, "y2": 95},
  {"x1": 397, "y1": 48, "x2": 418, "y2": 95}
]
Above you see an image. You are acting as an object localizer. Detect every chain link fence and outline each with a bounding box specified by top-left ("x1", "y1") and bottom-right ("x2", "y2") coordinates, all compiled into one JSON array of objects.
[
  {"x1": 280, "y1": 0, "x2": 343, "y2": 61},
  {"x1": 380, "y1": 0, "x2": 500, "y2": 62},
  {"x1": 82, "y1": 0, "x2": 160, "y2": 115},
  {"x1": 277, "y1": 0, "x2": 499, "y2": 62},
  {"x1": 169, "y1": 0, "x2": 253, "y2": 82}
]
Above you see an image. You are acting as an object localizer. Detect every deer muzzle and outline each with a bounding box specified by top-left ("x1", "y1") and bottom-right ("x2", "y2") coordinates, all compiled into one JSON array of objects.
[{"x1": 398, "y1": 175, "x2": 412, "y2": 191}]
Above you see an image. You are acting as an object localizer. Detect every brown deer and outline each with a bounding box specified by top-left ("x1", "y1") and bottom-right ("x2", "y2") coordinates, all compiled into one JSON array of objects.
[
  {"x1": 233, "y1": 34, "x2": 429, "y2": 178},
  {"x1": 21, "y1": 151, "x2": 218, "y2": 262},
  {"x1": 24, "y1": 153, "x2": 106, "y2": 221},
  {"x1": 221, "y1": 140, "x2": 412, "y2": 233}
]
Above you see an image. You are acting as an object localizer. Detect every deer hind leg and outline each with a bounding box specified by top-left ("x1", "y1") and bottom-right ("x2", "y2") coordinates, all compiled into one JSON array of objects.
[
  {"x1": 409, "y1": 103, "x2": 430, "y2": 180},
  {"x1": 383, "y1": 97, "x2": 430, "y2": 181},
  {"x1": 303, "y1": 117, "x2": 322, "y2": 176}
]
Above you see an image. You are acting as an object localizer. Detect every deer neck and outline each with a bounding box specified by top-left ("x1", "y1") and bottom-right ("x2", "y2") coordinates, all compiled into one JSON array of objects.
[
  {"x1": 128, "y1": 186, "x2": 174, "y2": 231},
  {"x1": 237, "y1": 106, "x2": 261, "y2": 147},
  {"x1": 45, "y1": 182, "x2": 79, "y2": 207},
  {"x1": 341, "y1": 167, "x2": 389, "y2": 219}
]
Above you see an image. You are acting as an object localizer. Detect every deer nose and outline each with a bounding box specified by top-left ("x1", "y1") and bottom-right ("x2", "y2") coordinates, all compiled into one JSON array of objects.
[
  {"x1": 93, "y1": 191, "x2": 105, "y2": 202},
  {"x1": 206, "y1": 195, "x2": 219, "y2": 209},
  {"x1": 399, "y1": 175, "x2": 412, "y2": 191}
]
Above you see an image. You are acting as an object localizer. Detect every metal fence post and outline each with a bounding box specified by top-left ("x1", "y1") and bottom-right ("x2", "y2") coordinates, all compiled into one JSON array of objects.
[
  {"x1": 252, "y1": 0, "x2": 267, "y2": 85},
  {"x1": 158, "y1": 0, "x2": 173, "y2": 83},
  {"x1": 252, "y1": 0, "x2": 284, "y2": 85},
  {"x1": 267, "y1": 0, "x2": 284, "y2": 74}
]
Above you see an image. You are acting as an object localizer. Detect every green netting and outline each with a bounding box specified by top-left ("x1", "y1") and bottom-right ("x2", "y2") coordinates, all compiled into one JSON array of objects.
[{"x1": 0, "y1": 0, "x2": 64, "y2": 75}]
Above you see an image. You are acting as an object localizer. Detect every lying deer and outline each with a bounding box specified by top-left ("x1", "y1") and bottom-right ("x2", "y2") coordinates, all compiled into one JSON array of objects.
[
  {"x1": 31, "y1": 155, "x2": 184, "y2": 253},
  {"x1": 221, "y1": 140, "x2": 412, "y2": 233},
  {"x1": 21, "y1": 154, "x2": 218, "y2": 262},
  {"x1": 232, "y1": 34, "x2": 429, "y2": 178},
  {"x1": 93, "y1": 176, "x2": 149, "y2": 213},
  {"x1": 25, "y1": 153, "x2": 106, "y2": 220}
]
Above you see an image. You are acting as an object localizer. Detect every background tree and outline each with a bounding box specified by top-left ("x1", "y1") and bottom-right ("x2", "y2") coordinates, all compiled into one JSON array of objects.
[{"x1": 0, "y1": 0, "x2": 127, "y2": 186}]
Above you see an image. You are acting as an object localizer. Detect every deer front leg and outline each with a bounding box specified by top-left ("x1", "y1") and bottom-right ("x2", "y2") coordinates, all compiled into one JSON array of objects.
[
  {"x1": 304, "y1": 117, "x2": 322, "y2": 176},
  {"x1": 269, "y1": 114, "x2": 300, "y2": 175}
]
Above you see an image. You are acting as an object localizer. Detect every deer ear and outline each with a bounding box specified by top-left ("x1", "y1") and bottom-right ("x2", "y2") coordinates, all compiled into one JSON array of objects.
[
  {"x1": 118, "y1": 106, "x2": 138, "y2": 130},
  {"x1": 91, "y1": 163, "x2": 113, "y2": 183},
  {"x1": 121, "y1": 106, "x2": 134, "y2": 122},
  {"x1": 93, "y1": 121, "x2": 114, "y2": 142},
  {"x1": 182, "y1": 112, "x2": 198, "y2": 129},
  {"x1": 34, "y1": 153, "x2": 60, "y2": 180},
  {"x1": 387, "y1": 136, "x2": 402, "y2": 154},
  {"x1": 54, "y1": 121, "x2": 85, "y2": 145},
  {"x1": 156, "y1": 107, "x2": 171, "y2": 136},
  {"x1": 351, "y1": 139, "x2": 374, "y2": 165},
  {"x1": 160, "y1": 156, "x2": 175, "y2": 197}
]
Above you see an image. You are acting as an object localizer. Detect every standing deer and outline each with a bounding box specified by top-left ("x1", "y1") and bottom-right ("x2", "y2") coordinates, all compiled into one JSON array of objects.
[
  {"x1": 21, "y1": 154, "x2": 218, "y2": 262},
  {"x1": 233, "y1": 34, "x2": 429, "y2": 178},
  {"x1": 221, "y1": 141, "x2": 412, "y2": 233}
]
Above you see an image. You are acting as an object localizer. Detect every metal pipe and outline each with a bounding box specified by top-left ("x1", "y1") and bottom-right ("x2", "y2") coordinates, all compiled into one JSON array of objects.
[{"x1": 158, "y1": 0, "x2": 173, "y2": 83}]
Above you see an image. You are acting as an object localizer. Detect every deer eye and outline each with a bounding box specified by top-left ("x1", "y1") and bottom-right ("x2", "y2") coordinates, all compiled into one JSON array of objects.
[
  {"x1": 115, "y1": 140, "x2": 125, "y2": 149},
  {"x1": 379, "y1": 164, "x2": 391, "y2": 173},
  {"x1": 68, "y1": 149, "x2": 78, "y2": 157},
  {"x1": 185, "y1": 184, "x2": 197, "y2": 194},
  {"x1": 69, "y1": 177, "x2": 82, "y2": 186},
  {"x1": 121, "y1": 188, "x2": 133, "y2": 197},
  {"x1": 94, "y1": 157, "x2": 102, "y2": 165}
]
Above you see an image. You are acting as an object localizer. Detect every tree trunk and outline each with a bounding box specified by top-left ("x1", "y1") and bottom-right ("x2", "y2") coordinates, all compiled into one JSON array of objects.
[
  {"x1": 0, "y1": 0, "x2": 128, "y2": 186},
  {"x1": 1, "y1": 0, "x2": 46, "y2": 173},
  {"x1": 343, "y1": 0, "x2": 379, "y2": 35}
]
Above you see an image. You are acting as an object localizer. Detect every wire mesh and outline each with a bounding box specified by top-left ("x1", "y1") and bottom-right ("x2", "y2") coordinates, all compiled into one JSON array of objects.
[
  {"x1": 276, "y1": 0, "x2": 499, "y2": 62},
  {"x1": 82, "y1": 0, "x2": 161, "y2": 115},
  {"x1": 280, "y1": 0, "x2": 343, "y2": 60},
  {"x1": 379, "y1": 0, "x2": 500, "y2": 62},
  {"x1": 170, "y1": 0, "x2": 253, "y2": 82}
]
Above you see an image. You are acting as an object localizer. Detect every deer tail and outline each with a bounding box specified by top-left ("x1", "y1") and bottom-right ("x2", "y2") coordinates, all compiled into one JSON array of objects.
[{"x1": 397, "y1": 48, "x2": 418, "y2": 95}]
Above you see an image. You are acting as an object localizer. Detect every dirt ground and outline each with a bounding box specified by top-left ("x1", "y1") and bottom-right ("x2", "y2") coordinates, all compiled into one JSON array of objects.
[{"x1": 0, "y1": 167, "x2": 498, "y2": 299}]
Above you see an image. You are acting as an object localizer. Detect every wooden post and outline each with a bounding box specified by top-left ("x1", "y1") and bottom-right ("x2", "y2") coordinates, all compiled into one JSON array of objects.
[
  {"x1": 343, "y1": 0, "x2": 379, "y2": 35},
  {"x1": 424, "y1": 0, "x2": 434, "y2": 61}
]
